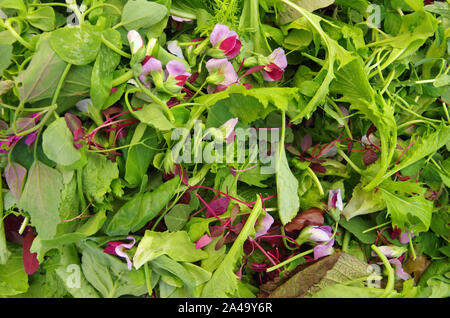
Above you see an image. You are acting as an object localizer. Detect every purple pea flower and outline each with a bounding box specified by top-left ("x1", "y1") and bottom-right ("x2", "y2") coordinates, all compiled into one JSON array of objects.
[
  {"x1": 328, "y1": 188, "x2": 343, "y2": 211},
  {"x1": 210, "y1": 24, "x2": 241, "y2": 59},
  {"x1": 305, "y1": 225, "x2": 335, "y2": 260},
  {"x1": 164, "y1": 60, "x2": 191, "y2": 93},
  {"x1": 372, "y1": 245, "x2": 411, "y2": 280},
  {"x1": 139, "y1": 56, "x2": 164, "y2": 88},
  {"x1": 262, "y1": 48, "x2": 288, "y2": 82},
  {"x1": 399, "y1": 230, "x2": 414, "y2": 244},
  {"x1": 254, "y1": 212, "x2": 274, "y2": 238},
  {"x1": 206, "y1": 58, "x2": 238, "y2": 92},
  {"x1": 171, "y1": 15, "x2": 193, "y2": 23},
  {"x1": 103, "y1": 236, "x2": 136, "y2": 270}
]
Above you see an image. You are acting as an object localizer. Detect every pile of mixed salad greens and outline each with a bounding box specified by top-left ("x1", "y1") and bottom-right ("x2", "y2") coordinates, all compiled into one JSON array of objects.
[{"x1": 0, "y1": 0, "x2": 449, "y2": 299}]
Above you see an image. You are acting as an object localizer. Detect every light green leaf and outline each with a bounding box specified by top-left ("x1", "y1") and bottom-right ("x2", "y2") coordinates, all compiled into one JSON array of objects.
[
  {"x1": 42, "y1": 118, "x2": 81, "y2": 166},
  {"x1": 82, "y1": 152, "x2": 119, "y2": 203},
  {"x1": 133, "y1": 105, "x2": 175, "y2": 131},
  {"x1": 16, "y1": 33, "x2": 67, "y2": 103},
  {"x1": 133, "y1": 230, "x2": 208, "y2": 269},
  {"x1": 27, "y1": 7, "x2": 55, "y2": 31},
  {"x1": 50, "y1": 23, "x2": 101, "y2": 66},
  {"x1": 19, "y1": 161, "x2": 63, "y2": 240},
  {"x1": 120, "y1": 0, "x2": 168, "y2": 30},
  {"x1": 342, "y1": 183, "x2": 386, "y2": 220},
  {"x1": 0, "y1": 44, "x2": 12, "y2": 74},
  {"x1": 277, "y1": 147, "x2": 300, "y2": 225},
  {"x1": 0, "y1": 246, "x2": 28, "y2": 296}
]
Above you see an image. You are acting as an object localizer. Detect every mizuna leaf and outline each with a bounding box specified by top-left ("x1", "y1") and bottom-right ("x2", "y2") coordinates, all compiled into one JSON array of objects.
[{"x1": 19, "y1": 161, "x2": 63, "y2": 240}]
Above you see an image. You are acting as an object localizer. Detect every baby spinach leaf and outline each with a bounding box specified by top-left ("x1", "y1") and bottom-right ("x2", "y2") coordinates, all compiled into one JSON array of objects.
[
  {"x1": 50, "y1": 23, "x2": 101, "y2": 66},
  {"x1": 27, "y1": 7, "x2": 56, "y2": 32},
  {"x1": 90, "y1": 29, "x2": 122, "y2": 111},
  {"x1": 19, "y1": 161, "x2": 63, "y2": 240},
  {"x1": 105, "y1": 176, "x2": 180, "y2": 236},
  {"x1": 16, "y1": 33, "x2": 67, "y2": 103},
  {"x1": 0, "y1": 43, "x2": 12, "y2": 75},
  {"x1": 277, "y1": 146, "x2": 300, "y2": 225},
  {"x1": 120, "y1": 0, "x2": 168, "y2": 30},
  {"x1": 78, "y1": 240, "x2": 147, "y2": 298},
  {"x1": 42, "y1": 117, "x2": 81, "y2": 166},
  {"x1": 124, "y1": 123, "x2": 158, "y2": 187},
  {"x1": 0, "y1": 245, "x2": 29, "y2": 296}
]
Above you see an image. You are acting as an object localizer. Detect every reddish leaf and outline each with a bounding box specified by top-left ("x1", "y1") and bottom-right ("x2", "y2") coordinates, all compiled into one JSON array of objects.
[
  {"x1": 285, "y1": 208, "x2": 324, "y2": 232},
  {"x1": 206, "y1": 197, "x2": 230, "y2": 218},
  {"x1": 309, "y1": 163, "x2": 326, "y2": 173},
  {"x1": 362, "y1": 148, "x2": 379, "y2": 166},
  {"x1": 5, "y1": 162, "x2": 27, "y2": 203},
  {"x1": 4, "y1": 214, "x2": 25, "y2": 245},
  {"x1": 301, "y1": 134, "x2": 312, "y2": 152},
  {"x1": 22, "y1": 228, "x2": 40, "y2": 275}
]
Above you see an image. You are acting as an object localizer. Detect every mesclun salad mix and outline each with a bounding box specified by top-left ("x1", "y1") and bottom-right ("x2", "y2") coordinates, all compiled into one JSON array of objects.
[{"x1": 0, "y1": 0, "x2": 449, "y2": 299}]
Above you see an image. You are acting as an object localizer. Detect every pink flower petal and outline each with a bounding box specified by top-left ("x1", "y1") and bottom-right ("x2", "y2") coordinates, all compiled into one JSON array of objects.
[
  {"x1": 141, "y1": 57, "x2": 163, "y2": 75},
  {"x1": 166, "y1": 60, "x2": 188, "y2": 77},
  {"x1": 255, "y1": 212, "x2": 274, "y2": 238},
  {"x1": 210, "y1": 24, "x2": 231, "y2": 47},
  {"x1": 196, "y1": 234, "x2": 213, "y2": 249},
  {"x1": 269, "y1": 48, "x2": 287, "y2": 69},
  {"x1": 389, "y1": 258, "x2": 411, "y2": 280},
  {"x1": 328, "y1": 188, "x2": 343, "y2": 211},
  {"x1": 313, "y1": 240, "x2": 334, "y2": 260}
]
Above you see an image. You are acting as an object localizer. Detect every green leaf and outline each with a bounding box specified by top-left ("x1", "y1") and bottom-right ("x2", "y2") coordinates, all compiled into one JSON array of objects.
[
  {"x1": 133, "y1": 230, "x2": 207, "y2": 269},
  {"x1": 0, "y1": 44, "x2": 12, "y2": 74},
  {"x1": 16, "y1": 33, "x2": 67, "y2": 103},
  {"x1": 124, "y1": 123, "x2": 158, "y2": 187},
  {"x1": 90, "y1": 29, "x2": 121, "y2": 111},
  {"x1": 164, "y1": 195, "x2": 199, "y2": 232},
  {"x1": 0, "y1": 246, "x2": 28, "y2": 296},
  {"x1": 133, "y1": 105, "x2": 175, "y2": 131},
  {"x1": 339, "y1": 216, "x2": 378, "y2": 244},
  {"x1": 342, "y1": 183, "x2": 386, "y2": 220},
  {"x1": 55, "y1": 245, "x2": 100, "y2": 298},
  {"x1": 27, "y1": 7, "x2": 56, "y2": 32},
  {"x1": 279, "y1": 0, "x2": 335, "y2": 24},
  {"x1": 150, "y1": 255, "x2": 196, "y2": 292},
  {"x1": 120, "y1": 0, "x2": 168, "y2": 30},
  {"x1": 50, "y1": 23, "x2": 101, "y2": 66},
  {"x1": 19, "y1": 161, "x2": 63, "y2": 240},
  {"x1": 42, "y1": 118, "x2": 81, "y2": 166},
  {"x1": 0, "y1": 0, "x2": 26, "y2": 12},
  {"x1": 105, "y1": 176, "x2": 180, "y2": 236},
  {"x1": 82, "y1": 152, "x2": 119, "y2": 203},
  {"x1": 277, "y1": 147, "x2": 300, "y2": 225},
  {"x1": 201, "y1": 196, "x2": 263, "y2": 297},
  {"x1": 78, "y1": 241, "x2": 147, "y2": 298},
  {"x1": 379, "y1": 182, "x2": 433, "y2": 233}
]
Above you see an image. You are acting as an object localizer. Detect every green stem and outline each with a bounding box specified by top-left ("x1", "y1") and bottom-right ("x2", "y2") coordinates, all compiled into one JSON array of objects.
[
  {"x1": 144, "y1": 263, "x2": 152, "y2": 296},
  {"x1": 362, "y1": 221, "x2": 392, "y2": 234},
  {"x1": 136, "y1": 78, "x2": 175, "y2": 122},
  {"x1": 342, "y1": 230, "x2": 351, "y2": 252},
  {"x1": 409, "y1": 231, "x2": 416, "y2": 261},
  {"x1": 52, "y1": 63, "x2": 72, "y2": 106},
  {"x1": 14, "y1": 105, "x2": 57, "y2": 137},
  {"x1": 306, "y1": 166, "x2": 324, "y2": 197},
  {"x1": 328, "y1": 98, "x2": 352, "y2": 139},
  {"x1": 266, "y1": 248, "x2": 314, "y2": 272},
  {"x1": 101, "y1": 34, "x2": 131, "y2": 59},
  {"x1": 0, "y1": 19, "x2": 34, "y2": 51},
  {"x1": 371, "y1": 244, "x2": 395, "y2": 297},
  {"x1": 336, "y1": 147, "x2": 363, "y2": 175},
  {"x1": 18, "y1": 217, "x2": 29, "y2": 235},
  {"x1": 0, "y1": 171, "x2": 11, "y2": 265},
  {"x1": 112, "y1": 70, "x2": 134, "y2": 87},
  {"x1": 82, "y1": 3, "x2": 122, "y2": 19}
]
